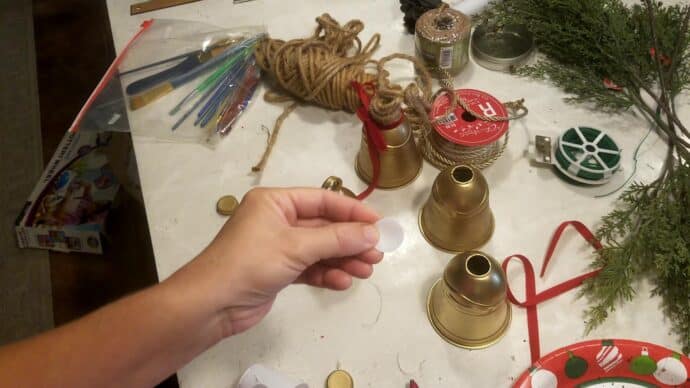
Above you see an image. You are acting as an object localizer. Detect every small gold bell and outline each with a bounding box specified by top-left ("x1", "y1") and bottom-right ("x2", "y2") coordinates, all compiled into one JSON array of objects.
[
  {"x1": 427, "y1": 251, "x2": 511, "y2": 349},
  {"x1": 419, "y1": 164, "x2": 494, "y2": 252},
  {"x1": 321, "y1": 176, "x2": 355, "y2": 198},
  {"x1": 355, "y1": 123, "x2": 422, "y2": 189}
]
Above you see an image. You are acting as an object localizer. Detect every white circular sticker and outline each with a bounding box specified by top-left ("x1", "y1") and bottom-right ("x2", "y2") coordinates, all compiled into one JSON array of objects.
[{"x1": 375, "y1": 218, "x2": 404, "y2": 253}]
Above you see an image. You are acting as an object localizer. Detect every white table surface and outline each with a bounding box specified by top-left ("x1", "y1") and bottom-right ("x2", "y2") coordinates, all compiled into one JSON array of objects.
[{"x1": 105, "y1": 1, "x2": 689, "y2": 387}]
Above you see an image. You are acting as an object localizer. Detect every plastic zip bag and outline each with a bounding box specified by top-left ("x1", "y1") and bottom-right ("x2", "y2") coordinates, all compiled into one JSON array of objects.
[{"x1": 71, "y1": 19, "x2": 265, "y2": 147}]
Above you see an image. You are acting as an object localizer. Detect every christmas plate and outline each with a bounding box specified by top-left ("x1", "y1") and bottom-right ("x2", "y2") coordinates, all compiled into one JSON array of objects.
[{"x1": 514, "y1": 339, "x2": 690, "y2": 388}]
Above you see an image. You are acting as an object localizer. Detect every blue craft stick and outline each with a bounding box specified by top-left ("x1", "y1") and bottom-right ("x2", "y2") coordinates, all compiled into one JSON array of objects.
[
  {"x1": 199, "y1": 75, "x2": 244, "y2": 127},
  {"x1": 193, "y1": 53, "x2": 249, "y2": 119},
  {"x1": 172, "y1": 67, "x2": 234, "y2": 131},
  {"x1": 193, "y1": 68, "x2": 238, "y2": 126},
  {"x1": 172, "y1": 37, "x2": 260, "y2": 131},
  {"x1": 170, "y1": 47, "x2": 251, "y2": 116},
  {"x1": 195, "y1": 60, "x2": 250, "y2": 125},
  {"x1": 198, "y1": 69, "x2": 247, "y2": 127},
  {"x1": 172, "y1": 70, "x2": 231, "y2": 131},
  {"x1": 168, "y1": 35, "x2": 263, "y2": 89}
]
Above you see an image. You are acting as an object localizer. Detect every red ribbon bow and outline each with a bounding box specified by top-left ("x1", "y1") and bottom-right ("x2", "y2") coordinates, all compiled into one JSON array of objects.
[
  {"x1": 351, "y1": 81, "x2": 403, "y2": 200},
  {"x1": 502, "y1": 221, "x2": 603, "y2": 364}
]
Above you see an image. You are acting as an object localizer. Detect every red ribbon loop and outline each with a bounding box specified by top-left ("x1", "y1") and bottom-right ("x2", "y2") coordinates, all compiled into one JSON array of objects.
[
  {"x1": 502, "y1": 221, "x2": 602, "y2": 364},
  {"x1": 351, "y1": 81, "x2": 404, "y2": 200}
]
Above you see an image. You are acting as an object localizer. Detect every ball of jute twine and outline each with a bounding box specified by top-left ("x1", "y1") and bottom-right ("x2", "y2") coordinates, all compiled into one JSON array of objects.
[
  {"x1": 252, "y1": 12, "x2": 526, "y2": 173},
  {"x1": 253, "y1": 13, "x2": 433, "y2": 172}
]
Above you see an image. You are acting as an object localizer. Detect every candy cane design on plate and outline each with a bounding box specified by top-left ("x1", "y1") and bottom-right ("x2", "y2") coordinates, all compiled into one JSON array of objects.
[{"x1": 596, "y1": 340, "x2": 623, "y2": 373}]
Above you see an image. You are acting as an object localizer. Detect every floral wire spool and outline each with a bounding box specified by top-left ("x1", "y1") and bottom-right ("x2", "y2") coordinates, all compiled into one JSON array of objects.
[
  {"x1": 420, "y1": 89, "x2": 524, "y2": 169},
  {"x1": 415, "y1": 3, "x2": 471, "y2": 78},
  {"x1": 554, "y1": 126, "x2": 621, "y2": 185}
]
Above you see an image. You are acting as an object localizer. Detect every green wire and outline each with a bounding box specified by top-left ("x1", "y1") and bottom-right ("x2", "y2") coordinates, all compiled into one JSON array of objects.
[
  {"x1": 595, "y1": 106, "x2": 661, "y2": 198},
  {"x1": 169, "y1": 46, "x2": 252, "y2": 115},
  {"x1": 196, "y1": 48, "x2": 251, "y2": 92}
]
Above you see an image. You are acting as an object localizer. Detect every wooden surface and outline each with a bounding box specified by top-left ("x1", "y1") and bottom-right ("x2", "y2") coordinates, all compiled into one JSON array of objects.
[{"x1": 32, "y1": 0, "x2": 177, "y2": 386}]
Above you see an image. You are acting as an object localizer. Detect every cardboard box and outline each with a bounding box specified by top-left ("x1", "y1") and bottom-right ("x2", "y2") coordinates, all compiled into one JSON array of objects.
[{"x1": 15, "y1": 131, "x2": 120, "y2": 254}]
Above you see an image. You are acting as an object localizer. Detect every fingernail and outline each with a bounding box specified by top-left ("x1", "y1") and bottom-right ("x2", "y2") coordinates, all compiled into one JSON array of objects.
[{"x1": 363, "y1": 224, "x2": 379, "y2": 245}]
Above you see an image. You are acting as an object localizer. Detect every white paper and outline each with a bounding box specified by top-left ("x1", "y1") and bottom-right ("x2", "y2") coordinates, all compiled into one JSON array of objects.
[
  {"x1": 449, "y1": 0, "x2": 492, "y2": 15},
  {"x1": 238, "y1": 364, "x2": 308, "y2": 388}
]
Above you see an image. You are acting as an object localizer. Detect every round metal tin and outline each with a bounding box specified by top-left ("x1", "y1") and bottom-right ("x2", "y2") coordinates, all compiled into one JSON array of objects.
[
  {"x1": 471, "y1": 24, "x2": 534, "y2": 72},
  {"x1": 430, "y1": 89, "x2": 509, "y2": 146}
]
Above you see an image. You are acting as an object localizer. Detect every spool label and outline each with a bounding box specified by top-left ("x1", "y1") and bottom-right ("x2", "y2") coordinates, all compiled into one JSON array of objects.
[
  {"x1": 431, "y1": 89, "x2": 509, "y2": 146},
  {"x1": 439, "y1": 46, "x2": 454, "y2": 69}
]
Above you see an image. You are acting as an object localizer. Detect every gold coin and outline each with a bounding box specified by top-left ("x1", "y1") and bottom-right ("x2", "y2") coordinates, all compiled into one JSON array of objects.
[
  {"x1": 326, "y1": 370, "x2": 353, "y2": 388},
  {"x1": 216, "y1": 195, "x2": 238, "y2": 216}
]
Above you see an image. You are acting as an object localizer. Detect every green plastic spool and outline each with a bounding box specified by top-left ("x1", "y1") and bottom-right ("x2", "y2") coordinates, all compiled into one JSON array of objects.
[{"x1": 554, "y1": 126, "x2": 621, "y2": 184}]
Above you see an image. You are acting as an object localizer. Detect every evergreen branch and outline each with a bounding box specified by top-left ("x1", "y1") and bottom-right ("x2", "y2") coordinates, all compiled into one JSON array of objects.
[{"x1": 486, "y1": 0, "x2": 690, "y2": 353}]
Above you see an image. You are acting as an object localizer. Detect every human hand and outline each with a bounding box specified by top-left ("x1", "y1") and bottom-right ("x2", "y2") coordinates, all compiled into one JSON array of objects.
[{"x1": 171, "y1": 188, "x2": 383, "y2": 336}]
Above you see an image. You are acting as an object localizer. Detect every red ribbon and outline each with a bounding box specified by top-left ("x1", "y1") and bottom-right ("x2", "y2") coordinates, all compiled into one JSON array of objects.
[
  {"x1": 351, "y1": 81, "x2": 403, "y2": 200},
  {"x1": 502, "y1": 221, "x2": 603, "y2": 364}
]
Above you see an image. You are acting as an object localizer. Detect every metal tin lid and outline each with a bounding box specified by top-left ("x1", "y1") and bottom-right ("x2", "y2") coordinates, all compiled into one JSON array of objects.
[
  {"x1": 326, "y1": 370, "x2": 353, "y2": 388},
  {"x1": 471, "y1": 24, "x2": 534, "y2": 72},
  {"x1": 216, "y1": 195, "x2": 239, "y2": 216},
  {"x1": 430, "y1": 89, "x2": 509, "y2": 146}
]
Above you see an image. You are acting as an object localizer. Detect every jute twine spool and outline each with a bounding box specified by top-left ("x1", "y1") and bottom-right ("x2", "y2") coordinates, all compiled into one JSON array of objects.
[
  {"x1": 411, "y1": 87, "x2": 528, "y2": 169},
  {"x1": 415, "y1": 3, "x2": 471, "y2": 78},
  {"x1": 253, "y1": 14, "x2": 433, "y2": 172},
  {"x1": 252, "y1": 13, "x2": 524, "y2": 174}
]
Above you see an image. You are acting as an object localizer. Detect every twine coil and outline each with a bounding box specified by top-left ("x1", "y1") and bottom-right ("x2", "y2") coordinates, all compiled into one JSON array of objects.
[
  {"x1": 255, "y1": 14, "x2": 379, "y2": 113},
  {"x1": 252, "y1": 13, "x2": 524, "y2": 174},
  {"x1": 411, "y1": 87, "x2": 528, "y2": 169},
  {"x1": 415, "y1": 3, "x2": 471, "y2": 78},
  {"x1": 253, "y1": 14, "x2": 433, "y2": 172}
]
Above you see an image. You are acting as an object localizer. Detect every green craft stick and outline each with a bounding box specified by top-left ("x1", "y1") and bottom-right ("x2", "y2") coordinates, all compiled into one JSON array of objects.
[
  {"x1": 169, "y1": 47, "x2": 252, "y2": 115},
  {"x1": 197, "y1": 48, "x2": 250, "y2": 92}
]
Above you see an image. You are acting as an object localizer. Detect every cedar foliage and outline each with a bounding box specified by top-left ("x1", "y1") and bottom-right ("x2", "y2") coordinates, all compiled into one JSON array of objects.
[{"x1": 481, "y1": 0, "x2": 690, "y2": 352}]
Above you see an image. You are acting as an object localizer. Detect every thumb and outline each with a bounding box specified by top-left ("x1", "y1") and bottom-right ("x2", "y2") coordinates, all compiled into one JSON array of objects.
[{"x1": 290, "y1": 222, "x2": 379, "y2": 264}]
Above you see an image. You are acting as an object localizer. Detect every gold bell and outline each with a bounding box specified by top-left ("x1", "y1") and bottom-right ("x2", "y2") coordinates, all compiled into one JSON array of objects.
[
  {"x1": 419, "y1": 164, "x2": 494, "y2": 252},
  {"x1": 355, "y1": 123, "x2": 422, "y2": 189},
  {"x1": 321, "y1": 176, "x2": 356, "y2": 198},
  {"x1": 427, "y1": 251, "x2": 511, "y2": 349}
]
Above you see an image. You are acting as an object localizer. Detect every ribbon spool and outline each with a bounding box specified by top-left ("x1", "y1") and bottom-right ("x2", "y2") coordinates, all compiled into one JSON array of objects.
[
  {"x1": 415, "y1": 4, "x2": 471, "y2": 78},
  {"x1": 423, "y1": 89, "x2": 510, "y2": 169},
  {"x1": 554, "y1": 126, "x2": 621, "y2": 184}
]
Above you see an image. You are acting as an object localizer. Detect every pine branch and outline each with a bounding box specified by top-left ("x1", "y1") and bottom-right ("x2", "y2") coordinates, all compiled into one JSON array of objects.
[{"x1": 485, "y1": 0, "x2": 690, "y2": 353}]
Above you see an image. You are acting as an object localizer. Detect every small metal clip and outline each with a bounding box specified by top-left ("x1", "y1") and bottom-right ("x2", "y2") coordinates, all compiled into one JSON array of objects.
[{"x1": 535, "y1": 135, "x2": 553, "y2": 165}]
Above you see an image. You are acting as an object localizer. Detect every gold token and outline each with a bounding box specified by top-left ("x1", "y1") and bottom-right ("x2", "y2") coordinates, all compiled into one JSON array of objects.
[
  {"x1": 326, "y1": 369, "x2": 353, "y2": 388},
  {"x1": 216, "y1": 195, "x2": 238, "y2": 216}
]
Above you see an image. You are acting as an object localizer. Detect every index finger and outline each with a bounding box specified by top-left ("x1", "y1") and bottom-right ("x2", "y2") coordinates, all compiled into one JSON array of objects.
[{"x1": 273, "y1": 188, "x2": 380, "y2": 223}]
